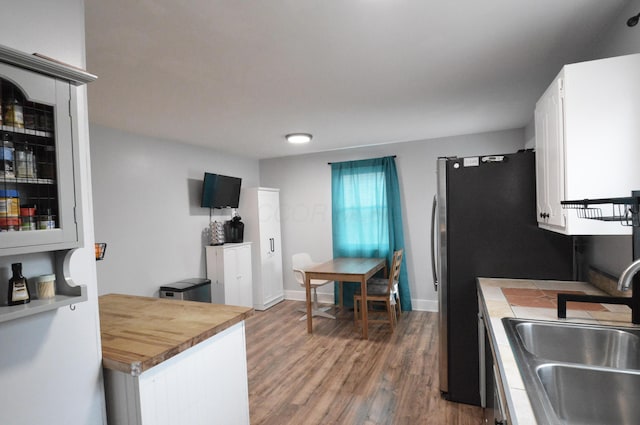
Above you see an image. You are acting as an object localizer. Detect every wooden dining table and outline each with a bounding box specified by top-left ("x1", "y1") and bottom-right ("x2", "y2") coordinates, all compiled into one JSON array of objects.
[{"x1": 303, "y1": 257, "x2": 387, "y2": 339}]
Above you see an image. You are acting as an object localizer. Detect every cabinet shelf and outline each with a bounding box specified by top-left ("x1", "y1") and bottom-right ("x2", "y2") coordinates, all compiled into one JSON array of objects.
[
  {"x1": 561, "y1": 196, "x2": 640, "y2": 227},
  {"x1": 1, "y1": 125, "x2": 53, "y2": 138},
  {"x1": 5, "y1": 177, "x2": 55, "y2": 185}
]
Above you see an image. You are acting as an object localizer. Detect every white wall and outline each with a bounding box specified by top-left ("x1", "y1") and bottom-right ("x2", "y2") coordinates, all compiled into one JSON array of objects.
[
  {"x1": 90, "y1": 124, "x2": 260, "y2": 296},
  {"x1": 591, "y1": 0, "x2": 640, "y2": 59},
  {"x1": 260, "y1": 128, "x2": 526, "y2": 311},
  {"x1": 582, "y1": 0, "x2": 640, "y2": 276},
  {"x1": 0, "y1": 1, "x2": 106, "y2": 424}
]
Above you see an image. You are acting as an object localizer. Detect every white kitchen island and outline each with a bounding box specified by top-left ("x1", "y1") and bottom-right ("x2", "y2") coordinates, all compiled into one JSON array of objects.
[{"x1": 99, "y1": 294, "x2": 254, "y2": 425}]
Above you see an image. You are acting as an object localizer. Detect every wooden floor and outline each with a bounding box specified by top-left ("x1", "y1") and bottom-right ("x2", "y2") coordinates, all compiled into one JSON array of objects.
[{"x1": 245, "y1": 300, "x2": 483, "y2": 425}]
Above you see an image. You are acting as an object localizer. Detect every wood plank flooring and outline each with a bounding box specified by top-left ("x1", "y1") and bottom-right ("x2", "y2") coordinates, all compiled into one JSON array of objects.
[{"x1": 245, "y1": 300, "x2": 483, "y2": 425}]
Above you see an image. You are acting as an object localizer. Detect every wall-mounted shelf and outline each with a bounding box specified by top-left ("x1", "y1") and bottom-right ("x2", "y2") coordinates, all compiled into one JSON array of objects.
[
  {"x1": 0, "y1": 292, "x2": 86, "y2": 323},
  {"x1": 561, "y1": 196, "x2": 640, "y2": 227},
  {"x1": 0, "y1": 249, "x2": 87, "y2": 324}
]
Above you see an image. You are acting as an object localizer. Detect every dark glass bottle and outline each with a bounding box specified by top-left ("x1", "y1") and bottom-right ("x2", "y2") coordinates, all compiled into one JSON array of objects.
[{"x1": 8, "y1": 262, "x2": 30, "y2": 305}]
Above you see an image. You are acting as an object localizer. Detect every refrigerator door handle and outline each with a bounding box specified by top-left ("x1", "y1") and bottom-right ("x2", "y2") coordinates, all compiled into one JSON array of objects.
[
  {"x1": 481, "y1": 155, "x2": 505, "y2": 163},
  {"x1": 431, "y1": 195, "x2": 438, "y2": 291}
]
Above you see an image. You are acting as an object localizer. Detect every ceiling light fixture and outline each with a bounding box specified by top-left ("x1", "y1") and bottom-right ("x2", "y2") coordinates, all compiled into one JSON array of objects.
[
  {"x1": 286, "y1": 133, "x2": 312, "y2": 144},
  {"x1": 627, "y1": 12, "x2": 640, "y2": 27}
]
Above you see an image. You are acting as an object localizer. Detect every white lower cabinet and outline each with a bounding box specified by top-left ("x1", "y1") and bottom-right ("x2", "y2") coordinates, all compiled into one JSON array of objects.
[
  {"x1": 104, "y1": 322, "x2": 250, "y2": 425},
  {"x1": 206, "y1": 243, "x2": 253, "y2": 308}
]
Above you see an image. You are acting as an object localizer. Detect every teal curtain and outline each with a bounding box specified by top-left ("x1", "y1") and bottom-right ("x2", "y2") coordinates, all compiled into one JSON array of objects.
[{"x1": 331, "y1": 156, "x2": 411, "y2": 310}]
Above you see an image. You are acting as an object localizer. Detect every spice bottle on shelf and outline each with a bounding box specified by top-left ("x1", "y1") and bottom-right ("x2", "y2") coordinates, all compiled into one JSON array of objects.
[
  {"x1": 20, "y1": 205, "x2": 36, "y2": 231},
  {"x1": 16, "y1": 141, "x2": 36, "y2": 179},
  {"x1": 3, "y1": 97, "x2": 24, "y2": 129},
  {"x1": 1, "y1": 132, "x2": 15, "y2": 178},
  {"x1": 37, "y1": 208, "x2": 55, "y2": 230},
  {"x1": 27, "y1": 142, "x2": 36, "y2": 178},
  {"x1": 0, "y1": 189, "x2": 20, "y2": 231},
  {"x1": 8, "y1": 262, "x2": 30, "y2": 306}
]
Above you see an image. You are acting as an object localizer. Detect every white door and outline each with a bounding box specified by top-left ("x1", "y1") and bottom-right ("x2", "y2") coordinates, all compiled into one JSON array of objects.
[
  {"x1": 236, "y1": 244, "x2": 253, "y2": 308},
  {"x1": 535, "y1": 74, "x2": 566, "y2": 229}
]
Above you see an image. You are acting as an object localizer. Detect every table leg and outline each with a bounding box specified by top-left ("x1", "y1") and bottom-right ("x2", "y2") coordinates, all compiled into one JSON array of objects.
[
  {"x1": 361, "y1": 276, "x2": 368, "y2": 339},
  {"x1": 339, "y1": 281, "x2": 343, "y2": 310},
  {"x1": 305, "y1": 275, "x2": 313, "y2": 334}
]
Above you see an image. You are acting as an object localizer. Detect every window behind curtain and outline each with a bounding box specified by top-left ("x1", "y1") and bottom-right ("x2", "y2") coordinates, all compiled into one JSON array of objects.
[
  {"x1": 332, "y1": 166, "x2": 389, "y2": 258},
  {"x1": 331, "y1": 156, "x2": 412, "y2": 310}
]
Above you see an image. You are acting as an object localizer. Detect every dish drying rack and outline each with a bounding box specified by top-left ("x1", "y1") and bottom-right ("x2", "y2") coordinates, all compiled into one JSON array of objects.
[
  {"x1": 558, "y1": 191, "x2": 640, "y2": 324},
  {"x1": 561, "y1": 194, "x2": 640, "y2": 227}
]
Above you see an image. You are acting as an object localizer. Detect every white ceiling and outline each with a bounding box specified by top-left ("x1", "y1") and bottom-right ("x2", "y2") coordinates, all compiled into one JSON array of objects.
[{"x1": 84, "y1": 0, "x2": 628, "y2": 159}]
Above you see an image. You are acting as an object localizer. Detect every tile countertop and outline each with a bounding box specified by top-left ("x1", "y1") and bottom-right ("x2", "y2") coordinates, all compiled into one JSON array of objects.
[{"x1": 477, "y1": 278, "x2": 638, "y2": 425}]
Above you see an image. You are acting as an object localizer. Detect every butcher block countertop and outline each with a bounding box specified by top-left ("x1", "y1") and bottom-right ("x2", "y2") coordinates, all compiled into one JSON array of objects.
[{"x1": 99, "y1": 294, "x2": 254, "y2": 375}]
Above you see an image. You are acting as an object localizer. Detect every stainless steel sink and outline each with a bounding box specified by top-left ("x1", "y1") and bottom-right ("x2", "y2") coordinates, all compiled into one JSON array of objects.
[
  {"x1": 514, "y1": 320, "x2": 640, "y2": 369},
  {"x1": 537, "y1": 364, "x2": 640, "y2": 425},
  {"x1": 502, "y1": 318, "x2": 640, "y2": 425}
]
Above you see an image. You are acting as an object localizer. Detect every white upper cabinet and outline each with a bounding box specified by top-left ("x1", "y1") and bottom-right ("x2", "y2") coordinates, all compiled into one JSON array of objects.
[{"x1": 535, "y1": 53, "x2": 640, "y2": 235}]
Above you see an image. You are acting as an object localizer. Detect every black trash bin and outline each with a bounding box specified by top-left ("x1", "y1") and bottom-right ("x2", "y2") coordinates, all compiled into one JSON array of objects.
[{"x1": 159, "y1": 278, "x2": 211, "y2": 303}]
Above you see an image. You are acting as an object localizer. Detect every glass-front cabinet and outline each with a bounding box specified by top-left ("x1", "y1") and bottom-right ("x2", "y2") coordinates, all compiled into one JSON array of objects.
[
  {"x1": 0, "y1": 44, "x2": 96, "y2": 322},
  {"x1": 0, "y1": 48, "x2": 95, "y2": 256}
]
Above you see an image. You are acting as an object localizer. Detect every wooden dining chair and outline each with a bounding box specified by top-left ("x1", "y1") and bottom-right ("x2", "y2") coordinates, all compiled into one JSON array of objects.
[
  {"x1": 366, "y1": 250, "x2": 403, "y2": 319},
  {"x1": 353, "y1": 249, "x2": 404, "y2": 332}
]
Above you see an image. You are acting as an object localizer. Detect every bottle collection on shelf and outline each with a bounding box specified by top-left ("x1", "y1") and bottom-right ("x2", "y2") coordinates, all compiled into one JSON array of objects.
[
  {"x1": 0, "y1": 90, "x2": 54, "y2": 134},
  {"x1": 1, "y1": 132, "x2": 57, "y2": 232},
  {"x1": 6, "y1": 262, "x2": 57, "y2": 306},
  {"x1": 1, "y1": 78, "x2": 58, "y2": 232},
  {"x1": 0, "y1": 190, "x2": 56, "y2": 232}
]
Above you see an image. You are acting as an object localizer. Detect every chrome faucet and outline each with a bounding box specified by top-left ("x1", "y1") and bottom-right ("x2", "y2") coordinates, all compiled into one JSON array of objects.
[{"x1": 618, "y1": 258, "x2": 640, "y2": 291}]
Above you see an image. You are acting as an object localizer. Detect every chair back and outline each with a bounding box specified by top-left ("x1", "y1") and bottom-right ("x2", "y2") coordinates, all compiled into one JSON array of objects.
[
  {"x1": 292, "y1": 253, "x2": 314, "y2": 285},
  {"x1": 386, "y1": 249, "x2": 404, "y2": 293}
]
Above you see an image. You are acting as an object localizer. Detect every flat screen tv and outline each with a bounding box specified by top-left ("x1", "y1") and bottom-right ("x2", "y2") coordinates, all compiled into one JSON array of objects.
[{"x1": 200, "y1": 173, "x2": 242, "y2": 208}]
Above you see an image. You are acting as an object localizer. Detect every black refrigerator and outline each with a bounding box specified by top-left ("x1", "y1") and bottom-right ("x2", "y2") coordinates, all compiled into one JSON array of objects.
[{"x1": 432, "y1": 150, "x2": 574, "y2": 406}]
